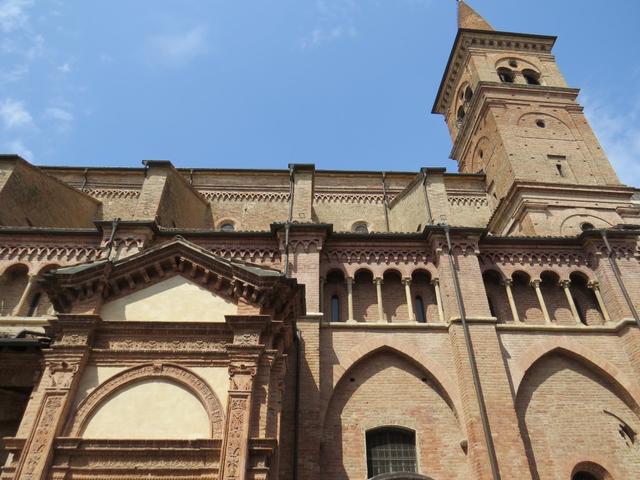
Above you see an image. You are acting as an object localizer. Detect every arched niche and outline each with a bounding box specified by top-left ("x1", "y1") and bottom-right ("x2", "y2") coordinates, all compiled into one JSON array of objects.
[
  {"x1": 515, "y1": 349, "x2": 640, "y2": 479},
  {"x1": 321, "y1": 347, "x2": 467, "y2": 480},
  {"x1": 68, "y1": 363, "x2": 224, "y2": 438}
]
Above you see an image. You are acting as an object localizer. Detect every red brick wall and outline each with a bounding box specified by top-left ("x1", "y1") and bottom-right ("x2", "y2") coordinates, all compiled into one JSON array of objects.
[
  {"x1": 516, "y1": 353, "x2": 640, "y2": 478},
  {"x1": 321, "y1": 351, "x2": 468, "y2": 480}
]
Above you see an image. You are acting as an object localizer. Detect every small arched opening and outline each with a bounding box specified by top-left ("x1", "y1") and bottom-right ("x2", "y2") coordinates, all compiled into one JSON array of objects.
[
  {"x1": 497, "y1": 67, "x2": 515, "y2": 83},
  {"x1": 0, "y1": 264, "x2": 29, "y2": 316},
  {"x1": 522, "y1": 69, "x2": 541, "y2": 85},
  {"x1": 511, "y1": 271, "x2": 543, "y2": 324},
  {"x1": 324, "y1": 270, "x2": 347, "y2": 323},
  {"x1": 353, "y1": 269, "x2": 377, "y2": 322},
  {"x1": 411, "y1": 270, "x2": 437, "y2": 324},
  {"x1": 482, "y1": 270, "x2": 511, "y2": 323},
  {"x1": 540, "y1": 271, "x2": 573, "y2": 325},
  {"x1": 569, "y1": 272, "x2": 604, "y2": 326},
  {"x1": 382, "y1": 270, "x2": 406, "y2": 322}
]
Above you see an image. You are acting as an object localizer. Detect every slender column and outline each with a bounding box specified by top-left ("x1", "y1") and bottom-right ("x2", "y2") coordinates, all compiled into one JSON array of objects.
[
  {"x1": 531, "y1": 279, "x2": 552, "y2": 324},
  {"x1": 346, "y1": 277, "x2": 355, "y2": 322},
  {"x1": 560, "y1": 280, "x2": 582, "y2": 325},
  {"x1": 402, "y1": 278, "x2": 415, "y2": 322},
  {"x1": 432, "y1": 278, "x2": 445, "y2": 324},
  {"x1": 589, "y1": 281, "x2": 612, "y2": 324},
  {"x1": 12, "y1": 274, "x2": 37, "y2": 316},
  {"x1": 502, "y1": 279, "x2": 520, "y2": 323},
  {"x1": 319, "y1": 276, "x2": 325, "y2": 314},
  {"x1": 373, "y1": 277, "x2": 385, "y2": 322}
]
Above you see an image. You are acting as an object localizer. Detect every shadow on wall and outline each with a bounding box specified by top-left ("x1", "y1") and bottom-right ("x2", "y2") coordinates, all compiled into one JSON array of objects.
[{"x1": 516, "y1": 352, "x2": 640, "y2": 480}]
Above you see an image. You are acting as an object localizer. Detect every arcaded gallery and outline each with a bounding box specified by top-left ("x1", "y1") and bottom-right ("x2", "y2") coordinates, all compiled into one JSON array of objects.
[{"x1": 1, "y1": 2, "x2": 640, "y2": 480}]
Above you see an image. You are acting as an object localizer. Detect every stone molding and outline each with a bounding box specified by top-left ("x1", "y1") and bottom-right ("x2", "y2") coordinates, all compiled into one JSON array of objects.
[{"x1": 67, "y1": 362, "x2": 225, "y2": 437}]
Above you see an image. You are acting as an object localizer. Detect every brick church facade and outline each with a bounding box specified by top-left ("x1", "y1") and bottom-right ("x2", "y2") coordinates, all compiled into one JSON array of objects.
[{"x1": 1, "y1": 2, "x2": 640, "y2": 479}]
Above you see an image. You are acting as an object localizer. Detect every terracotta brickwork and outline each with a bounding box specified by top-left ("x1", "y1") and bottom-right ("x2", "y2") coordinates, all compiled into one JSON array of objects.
[{"x1": 1, "y1": 2, "x2": 640, "y2": 480}]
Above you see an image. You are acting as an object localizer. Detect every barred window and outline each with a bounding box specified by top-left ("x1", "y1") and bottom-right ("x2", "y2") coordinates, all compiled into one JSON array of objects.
[{"x1": 366, "y1": 427, "x2": 417, "y2": 478}]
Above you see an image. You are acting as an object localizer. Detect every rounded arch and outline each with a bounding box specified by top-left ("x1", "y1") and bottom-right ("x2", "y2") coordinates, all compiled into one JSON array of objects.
[
  {"x1": 560, "y1": 213, "x2": 614, "y2": 236},
  {"x1": 513, "y1": 339, "x2": 640, "y2": 414},
  {"x1": 495, "y1": 56, "x2": 541, "y2": 72},
  {"x1": 324, "y1": 340, "x2": 461, "y2": 425},
  {"x1": 68, "y1": 363, "x2": 225, "y2": 437},
  {"x1": 370, "y1": 474, "x2": 434, "y2": 480},
  {"x1": 471, "y1": 136, "x2": 493, "y2": 174},
  {"x1": 0, "y1": 262, "x2": 29, "y2": 276},
  {"x1": 568, "y1": 459, "x2": 616, "y2": 480}
]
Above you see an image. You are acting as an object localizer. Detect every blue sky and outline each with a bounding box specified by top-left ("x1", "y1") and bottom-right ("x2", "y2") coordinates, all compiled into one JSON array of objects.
[{"x1": 1, "y1": 0, "x2": 639, "y2": 185}]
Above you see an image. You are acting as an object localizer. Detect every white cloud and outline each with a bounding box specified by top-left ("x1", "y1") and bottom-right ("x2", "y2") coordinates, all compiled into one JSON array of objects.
[
  {"x1": 146, "y1": 25, "x2": 208, "y2": 67},
  {"x1": 300, "y1": 0, "x2": 358, "y2": 50},
  {"x1": 0, "y1": 63, "x2": 28, "y2": 83},
  {"x1": 4, "y1": 138, "x2": 33, "y2": 160},
  {"x1": 583, "y1": 93, "x2": 640, "y2": 188},
  {"x1": 57, "y1": 62, "x2": 71, "y2": 73},
  {"x1": 44, "y1": 106, "x2": 73, "y2": 134},
  {"x1": 0, "y1": 0, "x2": 33, "y2": 33},
  {"x1": 301, "y1": 25, "x2": 357, "y2": 49},
  {"x1": 0, "y1": 98, "x2": 33, "y2": 129}
]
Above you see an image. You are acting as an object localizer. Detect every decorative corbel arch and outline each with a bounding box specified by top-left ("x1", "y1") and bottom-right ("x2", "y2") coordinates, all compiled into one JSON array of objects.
[
  {"x1": 512, "y1": 338, "x2": 640, "y2": 414},
  {"x1": 67, "y1": 363, "x2": 225, "y2": 437},
  {"x1": 322, "y1": 339, "x2": 461, "y2": 428}
]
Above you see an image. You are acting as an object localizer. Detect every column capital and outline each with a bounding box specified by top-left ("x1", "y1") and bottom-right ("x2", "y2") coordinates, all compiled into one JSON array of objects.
[
  {"x1": 530, "y1": 279, "x2": 541, "y2": 288},
  {"x1": 501, "y1": 278, "x2": 513, "y2": 287},
  {"x1": 373, "y1": 277, "x2": 383, "y2": 286},
  {"x1": 559, "y1": 279, "x2": 571, "y2": 289},
  {"x1": 431, "y1": 277, "x2": 440, "y2": 287},
  {"x1": 588, "y1": 280, "x2": 600, "y2": 290},
  {"x1": 401, "y1": 277, "x2": 412, "y2": 286},
  {"x1": 346, "y1": 276, "x2": 354, "y2": 285}
]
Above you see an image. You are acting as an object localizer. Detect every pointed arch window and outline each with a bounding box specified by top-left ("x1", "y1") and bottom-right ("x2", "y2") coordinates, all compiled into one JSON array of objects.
[{"x1": 366, "y1": 427, "x2": 417, "y2": 478}]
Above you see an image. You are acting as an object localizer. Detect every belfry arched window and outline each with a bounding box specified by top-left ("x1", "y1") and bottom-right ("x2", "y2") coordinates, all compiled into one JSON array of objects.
[
  {"x1": 522, "y1": 69, "x2": 541, "y2": 85},
  {"x1": 497, "y1": 67, "x2": 515, "y2": 83},
  {"x1": 366, "y1": 427, "x2": 417, "y2": 478}
]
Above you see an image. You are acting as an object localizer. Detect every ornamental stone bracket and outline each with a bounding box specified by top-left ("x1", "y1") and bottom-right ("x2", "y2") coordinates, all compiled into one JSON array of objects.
[
  {"x1": 10, "y1": 314, "x2": 98, "y2": 480},
  {"x1": 220, "y1": 315, "x2": 270, "y2": 480}
]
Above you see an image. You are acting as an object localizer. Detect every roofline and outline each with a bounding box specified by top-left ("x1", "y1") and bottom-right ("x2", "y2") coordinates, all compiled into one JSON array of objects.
[{"x1": 431, "y1": 28, "x2": 558, "y2": 114}]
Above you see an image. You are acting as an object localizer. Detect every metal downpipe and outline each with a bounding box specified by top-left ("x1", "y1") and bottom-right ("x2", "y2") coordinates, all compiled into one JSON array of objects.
[{"x1": 444, "y1": 225, "x2": 501, "y2": 480}]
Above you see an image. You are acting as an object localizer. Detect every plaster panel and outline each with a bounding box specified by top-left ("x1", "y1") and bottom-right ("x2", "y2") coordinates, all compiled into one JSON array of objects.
[
  {"x1": 100, "y1": 275, "x2": 237, "y2": 322},
  {"x1": 82, "y1": 378, "x2": 210, "y2": 439},
  {"x1": 193, "y1": 366, "x2": 230, "y2": 411}
]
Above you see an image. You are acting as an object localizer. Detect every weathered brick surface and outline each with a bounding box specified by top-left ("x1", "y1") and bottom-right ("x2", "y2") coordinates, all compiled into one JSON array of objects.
[{"x1": 2, "y1": 4, "x2": 640, "y2": 480}]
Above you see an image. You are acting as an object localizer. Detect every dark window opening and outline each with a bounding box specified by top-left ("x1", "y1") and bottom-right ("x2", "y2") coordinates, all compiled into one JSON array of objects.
[
  {"x1": 536, "y1": 119, "x2": 546, "y2": 128},
  {"x1": 556, "y1": 163, "x2": 564, "y2": 177},
  {"x1": 508, "y1": 59, "x2": 518, "y2": 68},
  {"x1": 366, "y1": 428, "x2": 417, "y2": 478},
  {"x1": 331, "y1": 295, "x2": 341, "y2": 322},
  {"x1": 464, "y1": 86, "x2": 473, "y2": 102},
  {"x1": 415, "y1": 296, "x2": 426, "y2": 323},
  {"x1": 574, "y1": 299, "x2": 588, "y2": 325},
  {"x1": 487, "y1": 295, "x2": 497, "y2": 318},
  {"x1": 220, "y1": 222, "x2": 235, "y2": 232},
  {"x1": 497, "y1": 68, "x2": 515, "y2": 83},
  {"x1": 581, "y1": 222, "x2": 595, "y2": 232},
  {"x1": 573, "y1": 473, "x2": 599, "y2": 480},
  {"x1": 523, "y1": 69, "x2": 541, "y2": 85},
  {"x1": 457, "y1": 106, "x2": 466, "y2": 122}
]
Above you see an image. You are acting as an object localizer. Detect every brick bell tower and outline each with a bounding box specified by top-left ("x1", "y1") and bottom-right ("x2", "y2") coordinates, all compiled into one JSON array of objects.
[{"x1": 433, "y1": 1, "x2": 639, "y2": 236}]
